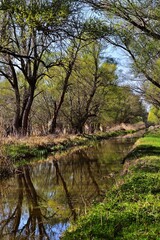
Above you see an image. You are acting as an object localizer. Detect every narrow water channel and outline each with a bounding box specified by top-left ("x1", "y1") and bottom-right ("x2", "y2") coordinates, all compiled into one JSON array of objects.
[{"x1": 0, "y1": 136, "x2": 139, "y2": 240}]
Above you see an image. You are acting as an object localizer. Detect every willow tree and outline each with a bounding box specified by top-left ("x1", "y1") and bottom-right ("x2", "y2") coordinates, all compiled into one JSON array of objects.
[
  {"x1": 0, "y1": 0, "x2": 81, "y2": 135},
  {"x1": 62, "y1": 41, "x2": 117, "y2": 134},
  {"x1": 84, "y1": 0, "x2": 160, "y2": 107}
]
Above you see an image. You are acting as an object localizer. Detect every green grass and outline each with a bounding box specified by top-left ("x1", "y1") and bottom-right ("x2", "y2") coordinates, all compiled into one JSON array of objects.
[
  {"x1": 122, "y1": 131, "x2": 160, "y2": 162},
  {"x1": 3, "y1": 143, "x2": 49, "y2": 162},
  {"x1": 63, "y1": 129, "x2": 160, "y2": 240},
  {"x1": 137, "y1": 136, "x2": 160, "y2": 148}
]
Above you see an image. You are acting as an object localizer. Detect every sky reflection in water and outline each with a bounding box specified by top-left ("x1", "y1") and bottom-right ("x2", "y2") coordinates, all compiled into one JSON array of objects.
[{"x1": 0, "y1": 137, "x2": 137, "y2": 239}]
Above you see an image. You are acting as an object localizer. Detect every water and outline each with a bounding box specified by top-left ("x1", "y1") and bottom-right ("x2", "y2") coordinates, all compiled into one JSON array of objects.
[{"x1": 0, "y1": 136, "x2": 138, "y2": 240}]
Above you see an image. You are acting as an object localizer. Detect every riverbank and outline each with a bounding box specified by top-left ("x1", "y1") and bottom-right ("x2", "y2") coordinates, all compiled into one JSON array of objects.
[
  {"x1": 0, "y1": 130, "x2": 134, "y2": 178},
  {"x1": 63, "y1": 128, "x2": 160, "y2": 239}
]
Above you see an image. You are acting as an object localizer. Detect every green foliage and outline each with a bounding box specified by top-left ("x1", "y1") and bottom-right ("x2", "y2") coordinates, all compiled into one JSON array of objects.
[
  {"x1": 63, "y1": 159, "x2": 160, "y2": 239},
  {"x1": 0, "y1": 0, "x2": 85, "y2": 136},
  {"x1": 61, "y1": 40, "x2": 117, "y2": 133},
  {"x1": 86, "y1": 0, "x2": 160, "y2": 109},
  {"x1": 3, "y1": 144, "x2": 49, "y2": 162},
  {"x1": 148, "y1": 107, "x2": 160, "y2": 125},
  {"x1": 63, "y1": 131, "x2": 160, "y2": 239},
  {"x1": 0, "y1": 80, "x2": 14, "y2": 128},
  {"x1": 0, "y1": 0, "x2": 73, "y2": 29},
  {"x1": 100, "y1": 85, "x2": 144, "y2": 125},
  {"x1": 84, "y1": 18, "x2": 110, "y2": 39}
]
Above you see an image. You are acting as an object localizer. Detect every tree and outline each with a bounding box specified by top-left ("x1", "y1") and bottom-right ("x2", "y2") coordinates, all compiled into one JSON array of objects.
[
  {"x1": 62, "y1": 41, "x2": 117, "y2": 134},
  {"x1": 84, "y1": 0, "x2": 160, "y2": 104},
  {"x1": 29, "y1": 33, "x2": 102, "y2": 135},
  {"x1": 148, "y1": 106, "x2": 160, "y2": 125},
  {"x1": 100, "y1": 85, "x2": 145, "y2": 126},
  {"x1": 47, "y1": 33, "x2": 93, "y2": 134},
  {"x1": 0, "y1": 0, "x2": 81, "y2": 135}
]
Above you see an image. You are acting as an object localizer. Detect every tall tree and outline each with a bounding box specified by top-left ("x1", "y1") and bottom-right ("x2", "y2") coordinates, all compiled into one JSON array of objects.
[
  {"x1": 84, "y1": 0, "x2": 160, "y2": 103},
  {"x1": 0, "y1": 0, "x2": 81, "y2": 135},
  {"x1": 62, "y1": 41, "x2": 117, "y2": 134},
  {"x1": 47, "y1": 33, "x2": 91, "y2": 134}
]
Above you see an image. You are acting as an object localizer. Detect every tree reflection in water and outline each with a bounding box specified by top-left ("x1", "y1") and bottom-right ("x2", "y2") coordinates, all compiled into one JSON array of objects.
[
  {"x1": 0, "y1": 138, "x2": 136, "y2": 239},
  {"x1": 0, "y1": 166, "x2": 56, "y2": 239}
]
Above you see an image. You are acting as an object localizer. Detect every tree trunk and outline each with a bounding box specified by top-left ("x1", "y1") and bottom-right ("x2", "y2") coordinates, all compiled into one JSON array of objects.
[
  {"x1": 48, "y1": 115, "x2": 57, "y2": 134},
  {"x1": 73, "y1": 123, "x2": 84, "y2": 134},
  {"x1": 48, "y1": 46, "x2": 80, "y2": 134},
  {"x1": 21, "y1": 87, "x2": 34, "y2": 136},
  {"x1": 13, "y1": 88, "x2": 21, "y2": 135},
  {"x1": 48, "y1": 102, "x2": 58, "y2": 134}
]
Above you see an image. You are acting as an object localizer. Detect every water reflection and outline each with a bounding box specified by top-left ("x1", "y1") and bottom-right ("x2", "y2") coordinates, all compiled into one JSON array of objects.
[
  {"x1": 0, "y1": 137, "x2": 136, "y2": 239},
  {"x1": 0, "y1": 166, "x2": 55, "y2": 239}
]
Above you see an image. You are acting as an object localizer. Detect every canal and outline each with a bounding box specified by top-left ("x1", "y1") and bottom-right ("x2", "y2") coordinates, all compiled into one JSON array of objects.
[{"x1": 0, "y1": 135, "x2": 140, "y2": 240}]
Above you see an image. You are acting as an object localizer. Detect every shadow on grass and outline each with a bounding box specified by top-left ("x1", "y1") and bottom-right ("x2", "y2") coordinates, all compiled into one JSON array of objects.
[{"x1": 122, "y1": 145, "x2": 160, "y2": 163}]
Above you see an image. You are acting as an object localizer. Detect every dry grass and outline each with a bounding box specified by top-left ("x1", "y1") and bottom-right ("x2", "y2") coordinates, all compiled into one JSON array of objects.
[{"x1": 0, "y1": 134, "x2": 82, "y2": 147}]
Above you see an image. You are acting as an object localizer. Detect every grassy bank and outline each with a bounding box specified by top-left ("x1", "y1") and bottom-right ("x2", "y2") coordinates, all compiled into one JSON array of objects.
[
  {"x1": 1, "y1": 130, "x2": 131, "y2": 163},
  {"x1": 0, "y1": 130, "x2": 132, "y2": 177},
  {"x1": 63, "y1": 129, "x2": 160, "y2": 239}
]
